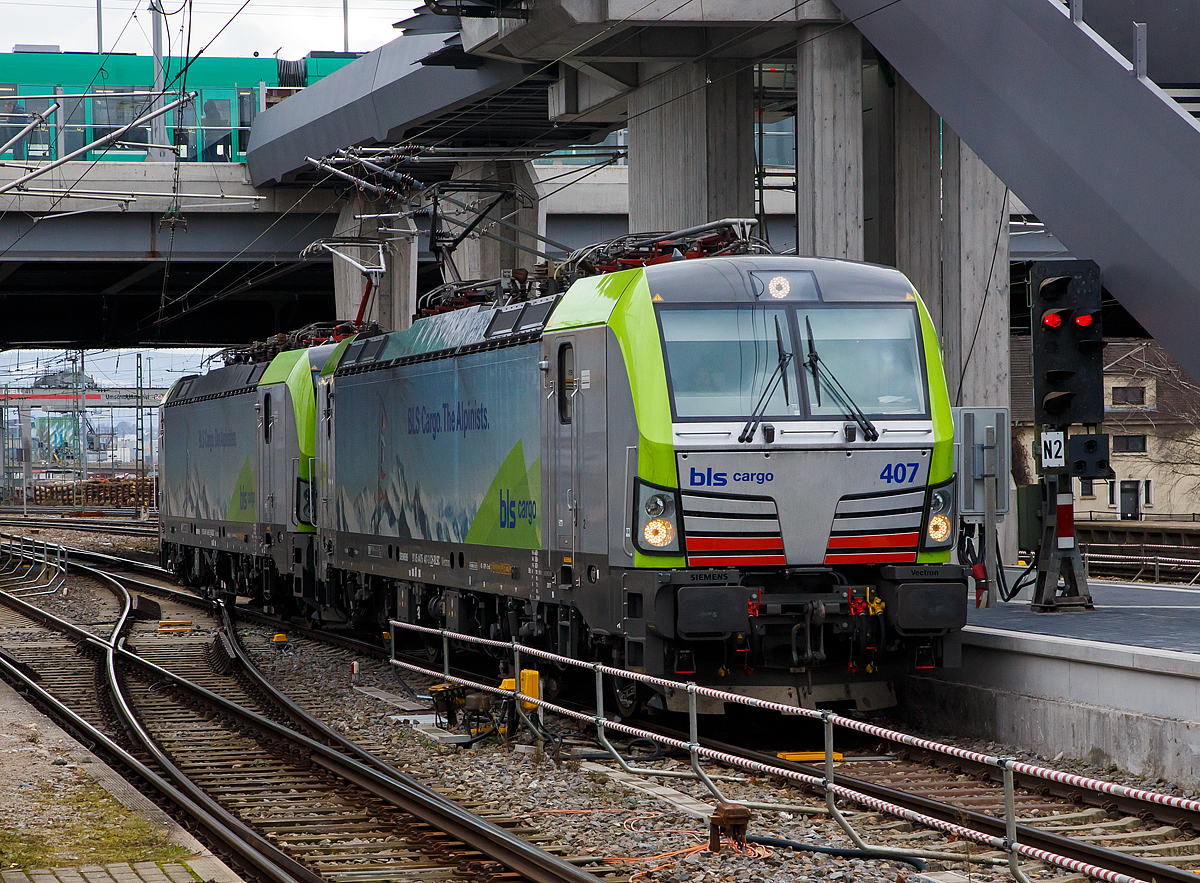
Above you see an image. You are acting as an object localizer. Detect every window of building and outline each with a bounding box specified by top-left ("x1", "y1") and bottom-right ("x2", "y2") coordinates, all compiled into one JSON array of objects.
[
  {"x1": 1108, "y1": 480, "x2": 1116, "y2": 507},
  {"x1": 1111, "y1": 386, "x2": 1146, "y2": 406},
  {"x1": 1144, "y1": 480, "x2": 1153, "y2": 507},
  {"x1": 1080, "y1": 478, "x2": 1094, "y2": 497},
  {"x1": 1113, "y1": 434, "x2": 1147, "y2": 453}
]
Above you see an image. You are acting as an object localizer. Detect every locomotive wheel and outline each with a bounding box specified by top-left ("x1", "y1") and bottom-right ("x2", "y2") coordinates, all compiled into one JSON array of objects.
[
  {"x1": 610, "y1": 676, "x2": 642, "y2": 717},
  {"x1": 422, "y1": 636, "x2": 441, "y2": 663}
]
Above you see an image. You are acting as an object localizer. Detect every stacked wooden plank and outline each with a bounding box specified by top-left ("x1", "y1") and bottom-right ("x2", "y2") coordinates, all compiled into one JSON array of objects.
[{"x1": 31, "y1": 478, "x2": 155, "y2": 508}]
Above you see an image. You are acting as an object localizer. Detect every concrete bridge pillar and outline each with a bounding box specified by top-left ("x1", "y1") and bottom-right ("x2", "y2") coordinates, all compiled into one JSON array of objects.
[
  {"x1": 883, "y1": 76, "x2": 1011, "y2": 410},
  {"x1": 887, "y1": 76, "x2": 1014, "y2": 557},
  {"x1": 331, "y1": 194, "x2": 418, "y2": 332},
  {"x1": 445, "y1": 160, "x2": 540, "y2": 281},
  {"x1": 627, "y1": 59, "x2": 754, "y2": 232},
  {"x1": 795, "y1": 24, "x2": 864, "y2": 260}
]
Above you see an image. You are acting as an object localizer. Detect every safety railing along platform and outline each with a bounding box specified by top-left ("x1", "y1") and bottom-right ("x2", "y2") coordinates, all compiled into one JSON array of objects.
[{"x1": 389, "y1": 619, "x2": 1200, "y2": 883}]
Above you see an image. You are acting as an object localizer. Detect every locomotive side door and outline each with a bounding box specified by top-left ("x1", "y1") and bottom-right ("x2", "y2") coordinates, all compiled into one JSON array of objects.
[
  {"x1": 544, "y1": 329, "x2": 608, "y2": 587},
  {"x1": 260, "y1": 389, "x2": 276, "y2": 526},
  {"x1": 545, "y1": 333, "x2": 578, "y2": 584}
]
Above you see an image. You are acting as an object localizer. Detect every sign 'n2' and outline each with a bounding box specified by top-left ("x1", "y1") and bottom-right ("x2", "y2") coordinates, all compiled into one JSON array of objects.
[{"x1": 1041, "y1": 431, "x2": 1066, "y2": 469}]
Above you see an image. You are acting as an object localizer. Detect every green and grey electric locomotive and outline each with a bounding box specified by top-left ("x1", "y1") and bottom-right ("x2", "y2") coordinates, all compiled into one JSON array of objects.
[{"x1": 311, "y1": 254, "x2": 966, "y2": 713}]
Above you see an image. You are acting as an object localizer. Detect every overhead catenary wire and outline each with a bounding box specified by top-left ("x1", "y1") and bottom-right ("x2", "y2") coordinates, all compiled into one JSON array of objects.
[{"x1": 30, "y1": 0, "x2": 908, "y2": 337}]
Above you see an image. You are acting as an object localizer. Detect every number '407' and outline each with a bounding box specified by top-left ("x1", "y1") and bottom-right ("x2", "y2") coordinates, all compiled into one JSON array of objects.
[{"x1": 879, "y1": 462, "x2": 920, "y2": 484}]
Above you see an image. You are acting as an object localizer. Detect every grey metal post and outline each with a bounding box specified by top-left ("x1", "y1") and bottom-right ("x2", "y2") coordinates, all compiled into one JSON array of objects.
[
  {"x1": 1133, "y1": 23, "x2": 1147, "y2": 78},
  {"x1": 1069, "y1": 0, "x2": 1083, "y2": 24},
  {"x1": 53, "y1": 86, "x2": 65, "y2": 166},
  {"x1": 150, "y1": 0, "x2": 168, "y2": 161},
  {"x1": 687, "y1": 685, "x2": 729, "y2": 803},
  {"x1": 19, "y1": 405, "x2": 30, "y2": 517},
  {"x1": 343, "y1": 0, "x2": 350, "y2": 53},
  {"x1": 1003, "y1": 761, "x2": 1036, "y2": 883},
  {"x1": 441, "y1": 631, "x2": 449, "y2": 677},
  {"x1": 824, "y1": 712, "x2": 873, "y2": 852},
  {"x1": 984, "y1": 425, "x2": 998, "y2": 607},
  {"x1": 96, "y1": 0, "x2": 103, "y2": 53}
]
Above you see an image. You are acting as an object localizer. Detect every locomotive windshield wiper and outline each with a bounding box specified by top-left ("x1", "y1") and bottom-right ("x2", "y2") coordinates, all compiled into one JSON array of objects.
[
  {"x1": 738, "y1": 316, "x2": 793, "y2": 443},
  {"x1": 804, "y1": 316, "x2": 879, "y2": 442}
]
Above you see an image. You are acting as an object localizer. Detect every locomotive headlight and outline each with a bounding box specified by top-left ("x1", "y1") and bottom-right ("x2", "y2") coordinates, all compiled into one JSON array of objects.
[
  {"x1": 645, "y1": 493, "x2": 672, "y2": 519},
  {"x1": 926, "y1": 514, "x2": 952, "y2": 544},
  {"x1": 634, "y1": 479, "x2": 681, "y2": 554},
  {"x1": 643, "y1": 518, "x2": 676, "y2": 547},
  {"x1": 922, "y1": 480, "x2": 956, "y2": 549}
]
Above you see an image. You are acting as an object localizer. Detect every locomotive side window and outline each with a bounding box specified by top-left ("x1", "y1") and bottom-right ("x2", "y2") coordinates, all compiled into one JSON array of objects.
[
  {"x1": 558, "y1": 344, "x2": 574, "y2": 424},
  {"x1": 263, "y1": 393, "x2": 272, "y2": 443}
]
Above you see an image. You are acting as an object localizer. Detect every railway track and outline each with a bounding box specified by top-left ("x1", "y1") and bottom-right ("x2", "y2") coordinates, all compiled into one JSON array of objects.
[
  {"x1": 703, "y1": 735, "x2": 1200, "y2": 883},
  {"x1": 0, "y1": 545, "x2": 608, "y2": 883},
  {"x1": 24, "y1": 540, "x2": 1200, "y2": 883},
  {"x1": 0, "y1": 516, "x2": 158, "y2": 537}
]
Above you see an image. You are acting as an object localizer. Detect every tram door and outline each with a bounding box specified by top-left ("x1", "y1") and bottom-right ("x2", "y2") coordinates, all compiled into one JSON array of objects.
[{"x1": 198, "y1": 89, "x2": 236, "y2": 161}]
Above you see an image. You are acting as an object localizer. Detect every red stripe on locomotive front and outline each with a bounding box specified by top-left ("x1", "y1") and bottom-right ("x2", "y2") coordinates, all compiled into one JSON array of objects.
[
  {"x1": 826, "y1": 532, "x2": 920, "y2": 550},
  {"x1": 823, "y1": 551, "x2": 918, "y2": 564},
  {"x1": 686, "y1": 536, "x2": 784, "y2": 552},
  {"x1": 687, "y1": 554, "x2": 788, "y2": 567}
]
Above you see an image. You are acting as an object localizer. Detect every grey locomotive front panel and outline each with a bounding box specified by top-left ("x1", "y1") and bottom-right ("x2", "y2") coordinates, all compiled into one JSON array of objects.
[{"x1": 676, "y1": 447, "x2": 931, "y2": 566}]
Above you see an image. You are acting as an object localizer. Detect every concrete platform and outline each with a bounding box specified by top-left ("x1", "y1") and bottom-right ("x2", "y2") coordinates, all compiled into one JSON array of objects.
[
  {"x1": 901, "y1": 579, "x2": 1200, "y2": 790},
  {"x1": 971, "y1": 579, "x2": 1200, "y2": 654},
  {"x1": 0, "y1": 678, "x2": 244, "y2": 881}
]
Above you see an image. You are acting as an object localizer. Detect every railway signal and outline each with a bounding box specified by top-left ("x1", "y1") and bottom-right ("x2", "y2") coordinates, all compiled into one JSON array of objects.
[
  {"x1": 1031, "y1": 260, "x2": 1104, "y2": 427},
  {"x1": 1028, "y1": 260, "x2": 1103, "y2": 613}
]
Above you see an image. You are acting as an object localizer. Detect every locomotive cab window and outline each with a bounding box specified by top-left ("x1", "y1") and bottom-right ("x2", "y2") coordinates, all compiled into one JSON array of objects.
[
  {"x1": 799, "y1": 306, "x2": 928, "y2": 418},
  {"x1": 558, "y1": 343, "x2": 574, "y2": 424},
  {"x1": 263, "y1": 393, "x2": 272, "y2": 442},
  {"x1": 657, "y1": 306, "x2": 799, "y2": 420}
]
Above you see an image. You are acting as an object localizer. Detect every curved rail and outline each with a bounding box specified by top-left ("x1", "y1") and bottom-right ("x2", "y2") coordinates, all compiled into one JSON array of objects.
[{"x1": 0, "y1": 543, "x2": 597, "y2": 883}]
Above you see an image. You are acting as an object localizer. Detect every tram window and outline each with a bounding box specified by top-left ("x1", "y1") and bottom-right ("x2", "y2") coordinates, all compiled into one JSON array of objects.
[
  {"x1": 91, "y1": 87, "x2": 143, "y2": 145},
  {"x1": 264, "y1": 394, "x2": 272, "y2": 443},
  {"x1": 236, "y1": 88, "x2": 257, "y2": 154},
  {"x1": 173, "y1": 101, "x2": 197, "y2": 159},
  {"x1": 62, "y1": 90, "x2": 87, "y2": 155},
  {"x1": 558, "y1": 344, "x2": 574, "y2": 424}
]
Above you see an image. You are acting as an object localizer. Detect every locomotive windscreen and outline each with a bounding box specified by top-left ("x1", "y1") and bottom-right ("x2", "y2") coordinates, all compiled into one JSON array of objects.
[
  {"x1": 657, "y1": 303, "x2": 928, "y2": 420},
  {"x1": 799, "y1": 306, "x2": 928, "y2": 417},
  {"x1": 658, "y1": 305, "x2": 802, "y2": 420}
]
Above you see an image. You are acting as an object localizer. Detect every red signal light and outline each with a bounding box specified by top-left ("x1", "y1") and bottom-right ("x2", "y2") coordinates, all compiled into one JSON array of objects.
[
  {"x1": 1042, "y1": 311, "x2": 1063, "y2": 329},
  {"x1": 1074, "y1": 313, "x2": 1094, "y2": 327}
]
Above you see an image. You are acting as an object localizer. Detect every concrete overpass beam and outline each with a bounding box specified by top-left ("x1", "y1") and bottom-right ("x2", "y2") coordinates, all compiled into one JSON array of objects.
[
  {"x1": 628, "y1": 59, "x2": 754, "y2": 232},
  {"x1": 795, "y1": 24, "x2": 863, "y2": 260}
]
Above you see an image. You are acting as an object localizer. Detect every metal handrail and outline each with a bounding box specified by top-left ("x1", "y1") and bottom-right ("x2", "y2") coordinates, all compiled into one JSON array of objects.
[{"x1": 390, "y1": 617, "x2": 1200, "y2": 883}]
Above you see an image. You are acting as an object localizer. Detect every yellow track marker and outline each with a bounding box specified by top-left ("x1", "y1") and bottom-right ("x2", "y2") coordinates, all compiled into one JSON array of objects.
[{"x1": 777, "y1": 751, "x2": 843, "y2": 762}]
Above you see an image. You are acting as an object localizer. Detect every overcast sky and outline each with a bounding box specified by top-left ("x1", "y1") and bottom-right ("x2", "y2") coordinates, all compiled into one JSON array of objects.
[{"x1": 1, "y1": 0, "x2": 420, "y2": 60}]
